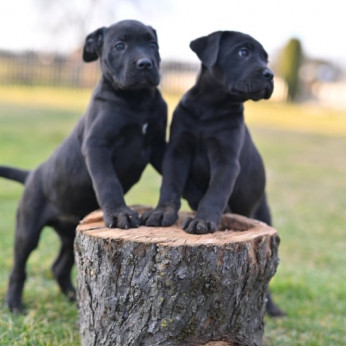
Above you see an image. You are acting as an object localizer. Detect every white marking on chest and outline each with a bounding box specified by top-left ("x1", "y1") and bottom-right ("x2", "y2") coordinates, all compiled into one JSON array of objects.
[{"x1": 142, "y1": 122, "x2": 148, "y2": 135}]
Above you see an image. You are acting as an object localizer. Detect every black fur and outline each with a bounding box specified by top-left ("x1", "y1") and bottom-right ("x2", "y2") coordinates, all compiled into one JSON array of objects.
[
  {"x1": 142, "y1": 31, "x2": 284, "y2": 317},
  {"x1": 0, "y1": 20, "x2": 167, "y2": 313}
]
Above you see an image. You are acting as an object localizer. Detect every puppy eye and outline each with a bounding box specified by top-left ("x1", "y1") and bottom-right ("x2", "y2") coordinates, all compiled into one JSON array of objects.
[
  {"x1": 150, "y1": 41, "x2": 158, "y2": 49},
  {"x1": 238, "y1": 48, "x2": 249, "y2": 57},
  {"x1": 114, "y1": 42, "x2": 125, "y2": 51}
]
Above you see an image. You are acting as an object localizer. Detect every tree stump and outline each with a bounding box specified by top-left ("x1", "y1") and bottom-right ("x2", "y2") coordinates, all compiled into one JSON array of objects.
[{"x1": 74, "y1": 206, "x2": 280, "y2": 346}]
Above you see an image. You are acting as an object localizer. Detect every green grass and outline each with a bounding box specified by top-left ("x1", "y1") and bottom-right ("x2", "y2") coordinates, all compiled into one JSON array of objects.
[{"x1": 1, "y1": 86, "x2": 346, "y2": 345}]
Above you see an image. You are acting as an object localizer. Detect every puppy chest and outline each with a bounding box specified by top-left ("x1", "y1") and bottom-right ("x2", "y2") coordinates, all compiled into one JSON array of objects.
[
  {"x1": 189, "y1": 138, "x2": 211, "y2": 186},
  {"x1": 110, "y1": 125, "x2": 150, "y2": 166}
]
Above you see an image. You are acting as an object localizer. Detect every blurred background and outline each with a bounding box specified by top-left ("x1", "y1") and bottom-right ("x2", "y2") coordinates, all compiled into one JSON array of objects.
[
  {"x1": 1, "y1": 1, "x2": 346, "y2": 345},
  {"x1": 0, "y1": 0, "x2": 345, "y2": 106}
]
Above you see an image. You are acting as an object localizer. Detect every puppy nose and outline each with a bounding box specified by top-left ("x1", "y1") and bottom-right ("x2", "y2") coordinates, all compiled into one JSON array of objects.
[
  {"x1": 136, "y1": 58, "x2": 153, "y2": 70},
  {"x1": 262, "y1": 68, "x2": 274, "y2": 81}
]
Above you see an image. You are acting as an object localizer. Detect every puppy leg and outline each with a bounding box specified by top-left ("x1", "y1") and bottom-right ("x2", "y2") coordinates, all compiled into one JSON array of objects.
[
  {"x1": 253, "y1": 193, "x2": 272, "y2": 225},
  {"x1": 82, "y1": 135, "x2": 140, "y2": 229},
  {"x1": 142, "y1": 141, "x2": 192, "y2": 227},
  {"x1": 182, "y1": 178, "x2": 205, "y2": 211},
  {"x1": 184, "y1": 140, "x2": 241, "y2": 234},
  {"x1": 5, "y1": 193, "x2": 48, "y2": 313},
  {"x1": 254, "y1": 194, "x2": 286, "y2": 317},
  {"x1": 51, "y1": 223, "x2": 77, "y2": 301}
]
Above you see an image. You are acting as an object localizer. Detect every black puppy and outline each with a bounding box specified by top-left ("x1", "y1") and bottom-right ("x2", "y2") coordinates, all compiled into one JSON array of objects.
[
  {"x1": 0, "y1": 20, "x2": 167, "y2": 313},
  {"x1": 142, "y1": 31, "x2": 284, "y2": 316}
]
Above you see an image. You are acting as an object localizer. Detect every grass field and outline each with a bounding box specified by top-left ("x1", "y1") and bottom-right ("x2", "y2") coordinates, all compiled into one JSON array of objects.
[{"x1": 0, "y1": 86, "x2": 346, "y2": 345}]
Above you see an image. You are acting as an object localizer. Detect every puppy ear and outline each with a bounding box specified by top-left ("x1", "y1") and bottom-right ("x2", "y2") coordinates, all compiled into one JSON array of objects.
[
  {"x1": 83, "y1": 27, "x2": 107, "y2": 62},
  {"x1": 190, "y1": 31, "x2": 223, "y2": 67},
  {"x1": 148, "y1": 26, "x2": 158, "y2": 40}
]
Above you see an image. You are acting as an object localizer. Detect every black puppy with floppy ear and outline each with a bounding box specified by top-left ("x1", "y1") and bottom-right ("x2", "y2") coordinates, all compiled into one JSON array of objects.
[
  {"x1": 142, "y1": 30, "x2": 284, "y2": 316},
  {"x1": 83, "y1": 22, "x2": 161, "y2": 90},
  {"x1": 0, "y1": 20, "x2": 167, "y2": 313}
]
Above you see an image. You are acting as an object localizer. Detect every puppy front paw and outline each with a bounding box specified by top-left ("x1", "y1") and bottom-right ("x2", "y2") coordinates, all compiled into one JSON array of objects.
[
  {"x1": 141, "y1": 206, "x2": 178, "y2": 227},
  {"x1": 183, "y1": 217, "x2": 217, "y2": 234},
  {"x1": 104, "y1": 207, "x2": 140, "y2": 229}
]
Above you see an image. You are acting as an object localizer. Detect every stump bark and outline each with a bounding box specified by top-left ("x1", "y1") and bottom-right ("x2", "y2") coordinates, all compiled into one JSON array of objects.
[{"x1": 75, "y1": 206, "x2": 280, "y2": 346}]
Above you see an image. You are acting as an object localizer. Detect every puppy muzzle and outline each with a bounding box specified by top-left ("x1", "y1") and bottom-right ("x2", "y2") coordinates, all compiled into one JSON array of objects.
[
  {"x1": 131, "y1": 57, "x2": 160, "y2": 84},
  {"x1": 228, "y1": 68, "x2": 274, "y2": 101},
  {"x1": 111, "y1": 61, "x2": 160, "y2": 90}
]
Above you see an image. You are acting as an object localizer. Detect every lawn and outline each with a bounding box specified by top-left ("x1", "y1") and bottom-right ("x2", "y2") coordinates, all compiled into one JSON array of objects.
[{"x1": 0, "y1": 86, "x2": 346, "y2": 345}]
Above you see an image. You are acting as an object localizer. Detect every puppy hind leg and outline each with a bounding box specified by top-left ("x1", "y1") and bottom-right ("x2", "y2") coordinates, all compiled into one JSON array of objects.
[
  {"x1": 253, "y1": 193, "x2": 272, "y2": 225},
  {"x1": 51, "y1": 223, "x2": 77, "y2": 301},
  {"x1": 253, "y1": 194, "x2": 286, "y2": 317},
  {"x1": 5, "y1": 203, "x2": 47, "y2": 313}
]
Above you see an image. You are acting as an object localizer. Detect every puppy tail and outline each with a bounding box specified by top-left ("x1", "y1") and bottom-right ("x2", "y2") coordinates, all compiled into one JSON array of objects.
[{"x1": 0, "y1": 166, "x2": 30, "y2": 184}]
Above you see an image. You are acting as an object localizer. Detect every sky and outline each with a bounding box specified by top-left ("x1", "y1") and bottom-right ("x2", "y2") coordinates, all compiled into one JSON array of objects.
[{"x1": 0, "y1": 0, "x2": 345, "y2": 67}]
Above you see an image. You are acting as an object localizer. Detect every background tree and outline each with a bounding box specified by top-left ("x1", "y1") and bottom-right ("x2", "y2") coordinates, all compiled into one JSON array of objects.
[{"x1": 277, "y1": 38, "x2": 303, "y2": 102}]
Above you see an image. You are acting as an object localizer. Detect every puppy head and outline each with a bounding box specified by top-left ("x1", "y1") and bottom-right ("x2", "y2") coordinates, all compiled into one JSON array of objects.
[
  {"x1": 190, "y1": 31, "x2": 274, "y2": 101},
  {"x1": 83, "y1": 20, "x2": 161, "y2": 90}
]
